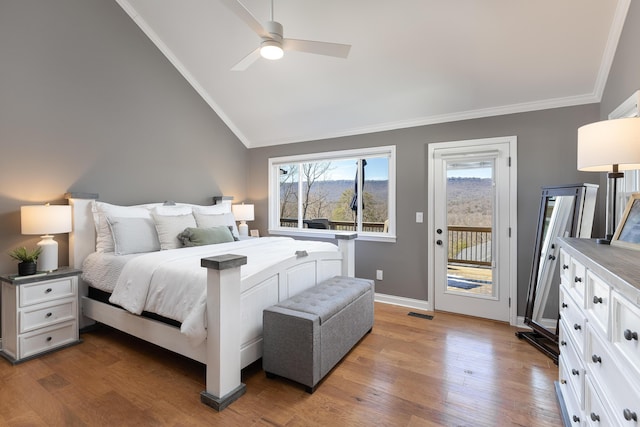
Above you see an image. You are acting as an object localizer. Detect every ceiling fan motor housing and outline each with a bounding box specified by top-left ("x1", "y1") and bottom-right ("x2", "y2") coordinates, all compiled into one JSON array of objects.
[{"x1": 264, "y1": 20, "x2": 283, "y2": 42}]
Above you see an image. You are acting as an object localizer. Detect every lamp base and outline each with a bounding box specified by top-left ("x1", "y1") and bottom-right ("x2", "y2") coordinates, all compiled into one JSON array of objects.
[
  {"x1": 37, "y1": 235, "x2": 59, "y2": 272},
  {"x1": 238, "y1": 221, "x2": 249, "y2": 237}
]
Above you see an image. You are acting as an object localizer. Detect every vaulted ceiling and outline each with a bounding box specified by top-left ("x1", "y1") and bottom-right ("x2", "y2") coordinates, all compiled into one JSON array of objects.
[{"x1": 117, "y1": 0, "x2": 630, "y2": 148}]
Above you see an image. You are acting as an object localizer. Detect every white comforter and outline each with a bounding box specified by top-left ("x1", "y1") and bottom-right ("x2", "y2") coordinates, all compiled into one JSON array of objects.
[{"x1": 105, "y1": 237, "x2": 338, "y2": 345}]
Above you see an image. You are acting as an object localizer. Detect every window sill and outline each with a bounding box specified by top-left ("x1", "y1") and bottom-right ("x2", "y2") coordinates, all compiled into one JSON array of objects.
[{"x1": 268, "y1": 228, "x2": 397, "y2": 243}]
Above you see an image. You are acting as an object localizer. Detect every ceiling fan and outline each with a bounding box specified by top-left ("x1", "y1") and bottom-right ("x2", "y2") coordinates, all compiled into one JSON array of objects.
[{"x1": 220, "y1": 0, "x2": 351, "y2": 71}]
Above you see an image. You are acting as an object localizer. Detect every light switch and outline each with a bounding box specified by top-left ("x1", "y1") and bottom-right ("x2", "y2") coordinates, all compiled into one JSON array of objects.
[{"x1": 416, "y1": 212, "x2": 424, "y2": 223}]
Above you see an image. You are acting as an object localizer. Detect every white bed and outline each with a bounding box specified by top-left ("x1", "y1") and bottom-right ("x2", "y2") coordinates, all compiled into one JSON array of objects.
[{"x1": 65, "y1": 193, "x2": 356, "y2": 410}]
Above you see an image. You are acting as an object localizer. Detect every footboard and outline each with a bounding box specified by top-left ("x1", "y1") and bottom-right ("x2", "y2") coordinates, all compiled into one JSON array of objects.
[{"x1": 200, "y1": 240, "x2": 354, "y2": 410}]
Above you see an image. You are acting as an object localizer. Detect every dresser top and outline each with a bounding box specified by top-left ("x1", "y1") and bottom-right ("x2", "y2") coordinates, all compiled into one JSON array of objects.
[{"x1": 559, "y1": 237, "x2": 640, "y2": 295}]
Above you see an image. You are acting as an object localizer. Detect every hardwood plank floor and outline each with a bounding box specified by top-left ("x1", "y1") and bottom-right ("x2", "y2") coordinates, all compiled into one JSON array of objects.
[{"x1": 0, "y1": 303, "x2": 561, "y2": 426}]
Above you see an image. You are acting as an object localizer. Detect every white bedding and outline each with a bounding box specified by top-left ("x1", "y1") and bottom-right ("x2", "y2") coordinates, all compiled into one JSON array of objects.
[{"x1": 82, "y1": 237, "x2": 339, "y2": 345}]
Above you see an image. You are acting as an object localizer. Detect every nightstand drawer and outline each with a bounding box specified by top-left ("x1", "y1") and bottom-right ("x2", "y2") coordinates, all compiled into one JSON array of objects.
[
  {"x1": 19, "y1": 298, "x2": 76, "y2": 333},
  {"x1": 19, "y1": 278, "x2": 75, "y2": 307},
  {"x1": 19, "y1": 321, "x2": 77, "y2": 359}
]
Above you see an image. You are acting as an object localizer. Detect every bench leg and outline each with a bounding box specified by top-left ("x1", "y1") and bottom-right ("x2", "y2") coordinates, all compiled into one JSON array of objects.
[{"x1": 305, "y1": 385, "x2": 316, "y2": 394}]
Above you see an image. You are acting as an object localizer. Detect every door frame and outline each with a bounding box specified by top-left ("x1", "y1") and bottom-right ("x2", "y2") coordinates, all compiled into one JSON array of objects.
[{"x1": 427, "y1": 136, "x2": 518, "y2": 325}]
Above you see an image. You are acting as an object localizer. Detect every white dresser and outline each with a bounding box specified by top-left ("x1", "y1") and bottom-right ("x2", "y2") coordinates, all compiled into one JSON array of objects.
[
  {"x1": 1, "y1": 268, "x2": 81, "y2": 363},
  {"x1": 556, "y1": 237, "x2": 640, "y2": 426}
]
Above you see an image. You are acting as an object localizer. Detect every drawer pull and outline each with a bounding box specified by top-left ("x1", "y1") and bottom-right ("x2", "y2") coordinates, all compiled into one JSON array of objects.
[
  {"x1": 624, "y1": 329, "x2": 639, "y2": 341},
  {"x1": 572, "y1": 415, "x2": 580, "y2": 423},
  {"x1": 623, "y1": 409, "x2": 637, "y2": 421},
  {"x1": 574, "y1": 276, "x2": 582, "y2": 283},
  {"x1": 593, "y1": 296, "x2": 603, "y2": 304},
  {"x1": 562, "y1": 303, "x2": 568, "y2": 308},
  {"x1": 46, "y1": 336, "x2": 52, "y2": 342},
  {"x1": 571, "y1": 368, "x2": 580, "y2": 376},
  {"x1": 562, "y1": 264, "x2": 569, "y2": 270},
  {"x1": 574, "y1": 323, "x2": 582, "y2": 331},
  {"x1": 560, "y1": 340, "x2": 567, "y2": 346},
  {"x1": 548, "y1": 254, "x2": 556, "y2": 260},
  {"x1": 45, "y1": 312, "x2": 52, "y2": 318},
  {"x1": 590, "y1": 413, "x2": 600, "y2": 422},
  {"x1": 45, "y1": 288, "x2": 52, "y2": 294},
  {"x1": 591, "y1": 354, "x2": 602, "y2": 364}
]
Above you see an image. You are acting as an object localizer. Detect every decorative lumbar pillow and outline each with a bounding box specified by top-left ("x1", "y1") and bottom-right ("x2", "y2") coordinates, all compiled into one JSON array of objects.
[
  {"x1": 193, "y1": 211, "x2": 240, "y2": 240},
  {"x1": 106, "y1": 216, "x2": 161, "y2": 255},
  {"x1": 178, "y1": 226, "x2": 235, "y2": 247},
  {"x1": 152, "y1": 213, "x2": 197, "y2": 250}
]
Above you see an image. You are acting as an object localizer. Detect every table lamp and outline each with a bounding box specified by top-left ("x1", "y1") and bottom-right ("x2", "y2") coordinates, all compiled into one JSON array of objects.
[
  {"x1": 232, "y1": 203, "x2": 254, "y2": 237},
  {"x1": 21, "y1": 203, "x2": 72, "y2": 271},
  {"x1": 577, "y1": 117, "x2": 640, "y2": 244}
]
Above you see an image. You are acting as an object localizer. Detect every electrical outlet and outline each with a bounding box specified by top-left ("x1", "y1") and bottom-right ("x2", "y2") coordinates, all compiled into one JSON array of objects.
[{"x1": 376, "y1": 270, "x2": 383, "y2": 280}]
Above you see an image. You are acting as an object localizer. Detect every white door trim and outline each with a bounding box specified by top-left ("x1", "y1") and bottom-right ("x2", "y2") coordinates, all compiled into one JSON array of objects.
[{"x1": 427, "y1": 136, "x2": 518, "y2": 325}]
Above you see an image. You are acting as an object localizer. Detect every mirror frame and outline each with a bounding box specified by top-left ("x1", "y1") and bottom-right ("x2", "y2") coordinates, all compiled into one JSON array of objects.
[{"x1": 519, "y1": 183, "x2": 597, "y2": 363}]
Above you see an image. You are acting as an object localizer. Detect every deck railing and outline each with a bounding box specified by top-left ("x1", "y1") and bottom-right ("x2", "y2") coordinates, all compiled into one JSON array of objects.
[
  {"x1": 448, "y1": 225, "x2": 492, "y2": 266},
  {"x1": 280, "y1": 218, "x2": 386, "y2": 233}
]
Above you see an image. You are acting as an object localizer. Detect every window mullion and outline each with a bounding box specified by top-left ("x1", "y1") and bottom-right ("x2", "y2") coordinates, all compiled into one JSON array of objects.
[{"x1": 297, "y1": 164, "x2": 304, "y2": 229}]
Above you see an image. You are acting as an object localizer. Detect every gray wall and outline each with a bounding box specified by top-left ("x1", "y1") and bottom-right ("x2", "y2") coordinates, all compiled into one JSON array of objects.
[
  {"x1": 247, "y1": 105, "x2": 600, "y2": 313},
  {"x1": 601, "y1": 1, "x2": 640, "y2": 119},
  {"x1": 0, "y1": 0, "x2": 247, "y2": 274}
]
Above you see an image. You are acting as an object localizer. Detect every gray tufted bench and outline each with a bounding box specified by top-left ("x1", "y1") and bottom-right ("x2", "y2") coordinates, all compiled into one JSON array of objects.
[{"x1": 262, "y1": 276, "x2": 374, "y2": 393}]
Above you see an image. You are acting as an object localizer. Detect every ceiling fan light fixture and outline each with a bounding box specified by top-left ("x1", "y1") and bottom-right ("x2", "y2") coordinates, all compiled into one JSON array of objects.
[{"x1": 260, "y1": 40, "x2": 284, "y2": 60}]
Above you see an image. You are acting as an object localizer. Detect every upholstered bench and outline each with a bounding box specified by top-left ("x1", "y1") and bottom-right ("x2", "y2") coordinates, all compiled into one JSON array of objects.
[{"x1": 262, "y1": 276, "x2": 374, "y2": 393}]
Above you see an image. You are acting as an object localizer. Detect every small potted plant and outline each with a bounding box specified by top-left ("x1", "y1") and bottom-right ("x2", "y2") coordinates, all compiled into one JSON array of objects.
[{"x1": 8, "y1": 246, "x2": 42, "y2": 276}]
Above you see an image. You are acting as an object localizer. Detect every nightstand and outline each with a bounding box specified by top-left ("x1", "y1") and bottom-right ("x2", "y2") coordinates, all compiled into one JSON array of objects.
[{"x1": 0, "y1": 267, "x2": 82, "y2": 364}]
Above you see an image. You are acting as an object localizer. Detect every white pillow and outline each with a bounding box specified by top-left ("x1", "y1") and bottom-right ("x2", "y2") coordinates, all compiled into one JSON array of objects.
[
  {"x1": 152, "y1": 205, "x2": 193, "y2": 216},
  {"x1": 92, "y1": 201, "x2": 156, "y2": 253},
  {"x1": 193, "y1": 211, "x2": 239, "y2": 239},
  {"x1": 152, "y1": 213, "x2": 197, "y2": 250},
  {"x1": 192, "y1": 204, "x2": 231, "y2": 215},
  {"x1": 106, "y1": 216, "x2": 161, "y2": 255}
]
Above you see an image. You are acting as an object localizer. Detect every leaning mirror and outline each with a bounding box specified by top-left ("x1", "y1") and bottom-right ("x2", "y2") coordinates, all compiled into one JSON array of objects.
[{"x1": 517, "y1": 183, "x2": 598, "y2": 363}]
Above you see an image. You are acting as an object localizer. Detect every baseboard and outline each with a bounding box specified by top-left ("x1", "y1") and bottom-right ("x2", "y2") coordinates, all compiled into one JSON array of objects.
[{"x1": 374, "y1": 293, "x2": 431, "y2": 311}]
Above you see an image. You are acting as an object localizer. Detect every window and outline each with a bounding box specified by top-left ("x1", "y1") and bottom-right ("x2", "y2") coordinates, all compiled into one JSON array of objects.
[{"x1": 268, "y1": 146, "x2": 396, "y2": 241}]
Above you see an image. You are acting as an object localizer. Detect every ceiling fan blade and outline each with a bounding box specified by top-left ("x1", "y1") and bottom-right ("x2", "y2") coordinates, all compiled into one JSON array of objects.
[
  {"x1": 219, "y1": 0, "x2": 271, "y2": 39},
  {"x1": 283, "y1": 39, "x2": 351, "y2": 58},
  {"x1": 231, "y1": 47, "x2": 261, "y2": 71}
]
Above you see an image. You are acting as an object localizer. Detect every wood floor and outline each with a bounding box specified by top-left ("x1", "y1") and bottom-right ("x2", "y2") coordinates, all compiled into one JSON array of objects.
[{"x1": 0, "y1": 303, "x2": 562, "y2": 426}]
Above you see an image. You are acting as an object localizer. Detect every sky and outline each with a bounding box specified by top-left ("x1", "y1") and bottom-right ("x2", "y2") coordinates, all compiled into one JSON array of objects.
[{"x1": 326, "y1": 157, "x2": 389, "y2": 181}]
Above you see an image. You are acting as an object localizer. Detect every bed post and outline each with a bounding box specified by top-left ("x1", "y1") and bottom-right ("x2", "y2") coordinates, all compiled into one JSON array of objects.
[
  {"x1": 200, "y1": 254, "x2": 248, "y2": 411},
  {"x1": 65, "y1": 192, "x2": 99, "y2": 329},
  {"x1": 335, "y1": 232, "x2": 357, "y2": 277}
]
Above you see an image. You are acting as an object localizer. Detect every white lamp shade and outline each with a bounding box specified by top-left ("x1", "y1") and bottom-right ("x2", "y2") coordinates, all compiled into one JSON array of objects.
[
  {"x1": 21, "y1": 204, "x2": 72, "y2": 235},
  {"x1": 232, "y1": 204, "x2": 255, "y2": 221},
  {"x1": 577, "y1": 117, "x2": 640, "y2": 172}
]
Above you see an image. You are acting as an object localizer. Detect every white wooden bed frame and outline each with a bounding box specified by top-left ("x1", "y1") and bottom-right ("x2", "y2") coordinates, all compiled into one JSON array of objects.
[{"x1": 65, "y1": 193, "x2": 356, "y2": 410}]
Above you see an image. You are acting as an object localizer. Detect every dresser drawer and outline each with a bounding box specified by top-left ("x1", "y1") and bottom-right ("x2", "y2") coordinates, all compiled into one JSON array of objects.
[
  {"x1": 586, "y1": 271, "x2": 610, "y2": 337},
  {"x1": 612, "y1": 291, "x2": 640, "y2": 380},
  {"x1": 19, "y1": 278, "x2": 75, "y2": 307},
  {"x1": 584, "y1": 376, "x2": 615, "y2": 427},
  {"x1": 19, "y1": 298, "x2": 76, "y2": 334},
  {"x1": 559, "y1": 361, "x2": 585, "y2": 426},
  {"x1": 569, "y1": 258, "x2": 586, "y2": 305},
  {"x1": 559, "y1": 322, "x2": 585, "y2": 406},
  {"x1": 586, "y1": 324, "x2": 640, "y2": 426},
  {"x1": 559, "y1": 248, "x2": 571, "y2": 284},
  {"x1": 561, "y1": 285, "x2": 586, "y2": 353},
  {"x1": 19, "y1": 321, "x2": 77, "y2": 359}
]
